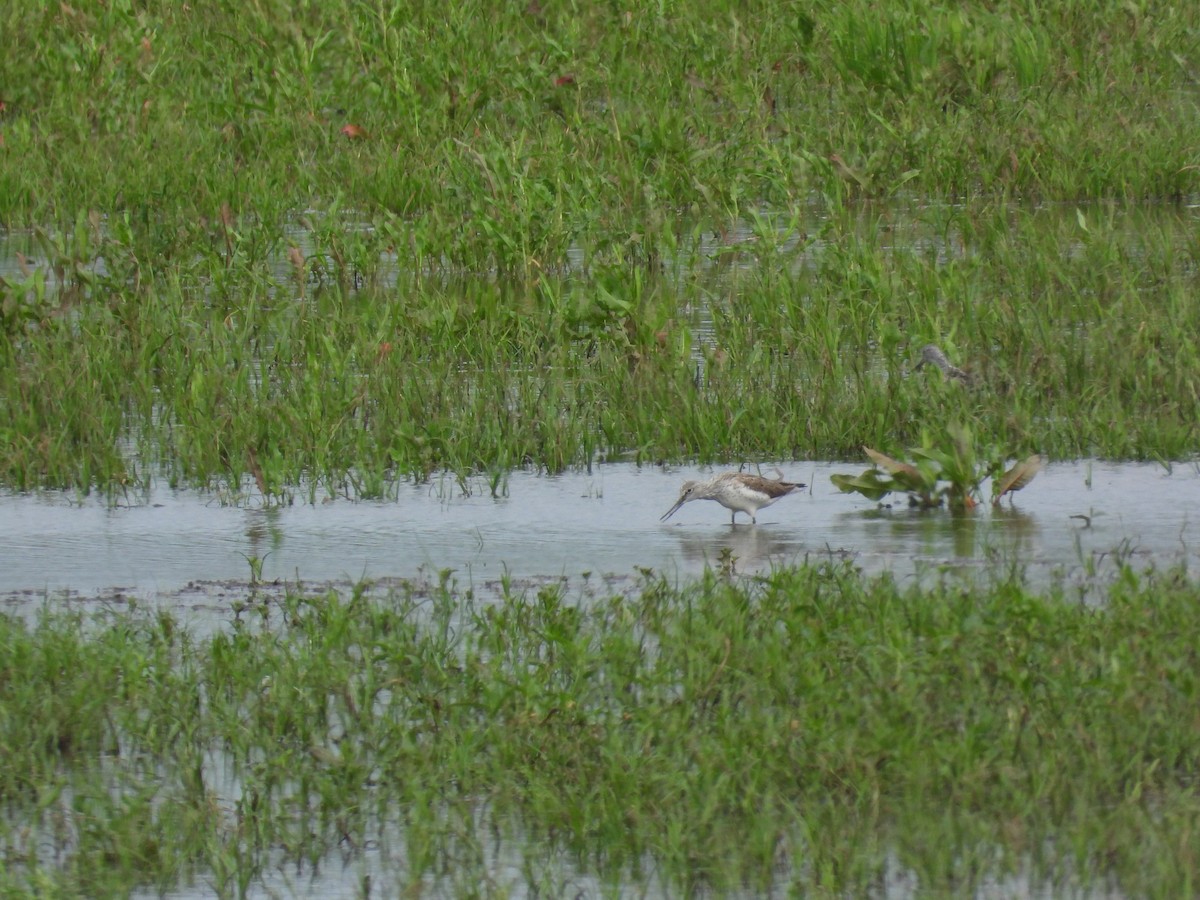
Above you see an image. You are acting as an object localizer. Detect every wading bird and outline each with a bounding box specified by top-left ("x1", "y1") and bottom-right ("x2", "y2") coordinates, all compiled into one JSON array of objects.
[
  {"x1": 915, "y1": 343, "x2": 972, "y2": 386},
  {"x1": 661, "y1": 472, "x2": 806, "y2": 525}
]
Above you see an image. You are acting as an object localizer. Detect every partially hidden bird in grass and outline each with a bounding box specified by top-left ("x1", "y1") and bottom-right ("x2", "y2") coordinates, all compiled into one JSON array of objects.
[
  {"x1": 661, "y1": 472, "x2": 806, "y2": 525},
  {"x1": 915, "y1": 343, "x2": 973, "y2": 386}
]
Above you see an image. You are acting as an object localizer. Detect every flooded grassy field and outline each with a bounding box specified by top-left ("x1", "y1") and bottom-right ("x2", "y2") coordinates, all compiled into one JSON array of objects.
[
  {"x1": 4, "y1": 0, "x2": 1200, "y2": 896},
  {"x1": 5, "y1": 552, "x2": 1199, "y2": 899},
  {"x1": 3, "y1": 460, "x2": 1198, "y2": 897}
]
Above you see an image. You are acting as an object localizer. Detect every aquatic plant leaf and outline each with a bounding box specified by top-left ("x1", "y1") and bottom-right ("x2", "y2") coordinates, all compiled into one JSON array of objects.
[
  {"x1": 907, "y1": 446, "x2": 944, "y2": 464},
  {"x1": 831, "y1": 469, "x2": 892, "y2": 501},
  {"x1": 864, "y1": 446, "x2": 920, "y2": 480},
  {"x1": 948, "y1": 421, "x2": 973, "y2": 457},
  {"x1": 993, "y1": 454, "x2": 1043, "y2": 504},
  {"x1": 899, "y1": 447, "x2": 947, "y2": 485}
]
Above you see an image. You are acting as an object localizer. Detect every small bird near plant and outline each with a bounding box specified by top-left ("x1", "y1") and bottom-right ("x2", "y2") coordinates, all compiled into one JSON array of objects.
[
  {"x1": 992, "y1": 455, "x2": 1043, "y2": 506},
  {"x1": 661, "y1": 472, "x2": 806, "y2": 525}
]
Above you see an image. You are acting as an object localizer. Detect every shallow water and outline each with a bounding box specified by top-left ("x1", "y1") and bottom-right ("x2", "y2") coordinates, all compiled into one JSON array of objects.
[{"x1": 2, "y1": 460, "x2": 1196, "y2": 616}]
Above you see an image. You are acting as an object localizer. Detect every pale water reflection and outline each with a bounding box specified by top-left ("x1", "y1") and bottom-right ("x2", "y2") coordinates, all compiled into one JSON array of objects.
[{"x1": 1, "y1": 461, "x2": 1196, "y2": 614}]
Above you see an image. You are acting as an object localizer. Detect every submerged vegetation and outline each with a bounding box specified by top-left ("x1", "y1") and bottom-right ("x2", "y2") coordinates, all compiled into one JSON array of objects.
[
  {"x1": 3, "y1": 564, "x2": 1200, "y2": 897},
  {"x1": 0, "y1": 1, "x2": 1198, "y2": 495}
]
